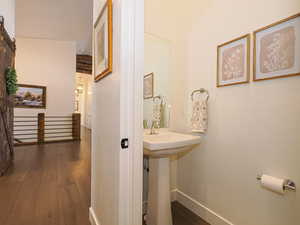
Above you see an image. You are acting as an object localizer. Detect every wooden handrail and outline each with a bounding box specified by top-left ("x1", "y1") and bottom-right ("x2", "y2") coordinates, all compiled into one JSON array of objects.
[{"x1": 14, "y1": 113, "x2": 81, "y2": 146}]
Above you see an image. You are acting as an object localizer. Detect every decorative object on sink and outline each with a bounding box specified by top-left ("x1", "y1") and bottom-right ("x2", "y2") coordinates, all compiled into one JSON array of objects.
[
  {"x1": 143, "y1": 130, "x2": 202, "y2": 225},
  {"x1": 191, "y1": 88, "x2": 209, "y2": 133},
  {"x1": 253, "y1": 13, "x2": 300, "y2": 81},
  {"x1": 144, "y1": 73, "x2": 154, "y2": 99},
  {"x1": 145, "y1": 96, "x2": 161, "y2": 135},
  {"x1": 158, "y1": 96, "x2": 167, "y2": 128},
  {"x1": 153, "y1": 95, "x2": 162, "y2": 125},
  {"x1": 217, "y1": 34, "x2": 250, "y2": 87}
]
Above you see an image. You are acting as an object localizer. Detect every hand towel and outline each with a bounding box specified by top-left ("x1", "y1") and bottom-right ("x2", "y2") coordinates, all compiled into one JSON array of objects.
[
  {"x1": 191, "y1": 96, "x2": 208, "y2": 133},
  {"x1": 153, "y1": 102, "x2": 161, "y2": 126}
]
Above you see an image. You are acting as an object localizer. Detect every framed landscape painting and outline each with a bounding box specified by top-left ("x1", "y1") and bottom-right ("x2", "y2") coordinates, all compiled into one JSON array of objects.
[
  {"x1": 14, "y1": 84, "x2": 46, "y2": 109},
  {"x1": 94, "y1": 0, "x2": 113, "y2": 82},
  {"x1": 144, "y1": 73, "x2": 154, "y2": 99},
  {"x1": 254, "y1": 13, "x2": 300, "y2": 81},
  {"x1": 217, "y1": 34, "x2": 250, "y2": 87}
]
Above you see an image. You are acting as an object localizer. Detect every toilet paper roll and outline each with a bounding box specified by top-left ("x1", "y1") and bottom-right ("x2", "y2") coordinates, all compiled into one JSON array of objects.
[{"x1": 261, "y1": 175, "x2": 286, "y2": 194}]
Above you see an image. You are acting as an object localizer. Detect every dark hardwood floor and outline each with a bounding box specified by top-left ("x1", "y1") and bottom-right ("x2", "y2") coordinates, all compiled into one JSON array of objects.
[
  {"x1": 172, "y1": 201, "x2": 210, "y2": 225},
  {"x1": 0, "y1": 127, "x2": 209, "y2": 225},
  {"x1": 142, "y1": 202, "x2": 210, "y2": 225},
  {"x1": 0, "y1": 128, "x2": 91, "y2": 225}
]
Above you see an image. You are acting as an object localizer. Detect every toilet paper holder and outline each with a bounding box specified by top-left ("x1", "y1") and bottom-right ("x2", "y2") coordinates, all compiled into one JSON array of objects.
[{"x1": 257, "y1": 175, "x2": 296, "y2": 192}]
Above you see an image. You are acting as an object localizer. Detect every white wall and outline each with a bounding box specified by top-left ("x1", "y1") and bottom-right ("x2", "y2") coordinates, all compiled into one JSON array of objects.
[
  {"x1": 91, "y1": 0, "x2": 144, "y2": 224},
  {"x1": 15, "y1": 38, "x2": 76, "y2": 116},
  {"x1": 76, "y1": 73, "x2": 92, "y2": 129},
  {"x1": 91, "y1": 1, "x2": 120, "y2": 225},
  {"x1": 146, "y1": 0, "x2": 300, "y2": 225},
  {"x1": 86, "y1": 76, "x2": 93, "y2": 129},
  {"x1": 16, "y1": 0, "x2": 93, "y2": 54},
  {"x1": 0, "y1": 0, "x2": 15, "y2": 38}
]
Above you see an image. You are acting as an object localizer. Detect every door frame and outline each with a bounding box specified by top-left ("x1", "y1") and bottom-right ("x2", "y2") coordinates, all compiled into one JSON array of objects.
[{"x1": 119, "y1": 0, "x2": 144, "y2": 224}]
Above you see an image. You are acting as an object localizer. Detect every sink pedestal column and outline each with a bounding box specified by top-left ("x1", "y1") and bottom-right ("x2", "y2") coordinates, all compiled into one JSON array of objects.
[{"x1": 148, "y1": 157, "x2": 172, "y2": 225}]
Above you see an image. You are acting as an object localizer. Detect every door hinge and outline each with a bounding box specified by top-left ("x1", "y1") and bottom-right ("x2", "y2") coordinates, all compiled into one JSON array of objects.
[{"x1": 121, "y1": 138, "x2": 129, "y2": 149}]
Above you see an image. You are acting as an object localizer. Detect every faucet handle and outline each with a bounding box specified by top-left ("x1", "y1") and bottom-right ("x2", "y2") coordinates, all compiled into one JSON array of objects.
[
  {"x1": 149, "y1": 120, "x2": 160, "y2": 135},
  {"x1": 151, "y1": 120, "x2": 156, "y2": 128},
  {"x1": 152, "y1": 120, "x2": 160, "y2": 128}
]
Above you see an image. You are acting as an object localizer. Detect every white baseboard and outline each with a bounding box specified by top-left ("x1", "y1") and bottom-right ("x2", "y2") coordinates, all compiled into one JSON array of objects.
[
  {"x1": 89, "y1": 207, "x2": 101, "y2": 225},
  {"x1": 89, "y1": 191, "x2": 233, "y2": 225},
  {"x1": 174, "y1": 189, "x2": 234, "y2": 225},
  {"x1": 171, "y1": 189, "x2": 177, "y2": 202}
]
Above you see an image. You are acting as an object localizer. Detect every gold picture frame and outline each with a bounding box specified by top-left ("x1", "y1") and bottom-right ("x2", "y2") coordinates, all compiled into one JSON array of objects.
[
  {"x1": 217, "y1": 34, "x2": 250, "y2": 87},
  {"x1": 144, "y1": 73, "x2": 154, "y2": 99},
  {"x1": 94, "y1": 0, "x2": 113, "y2": 82},
  {"x1": 14, "y1": 84, "x2": 47, "y2": 109},
  {"x1": 253, "y1": 13, "x2": 300, "y2": 81}
]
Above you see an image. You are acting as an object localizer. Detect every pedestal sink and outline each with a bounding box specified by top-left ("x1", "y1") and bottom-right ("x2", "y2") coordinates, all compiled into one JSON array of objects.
[{"x1": 143, "y1": 129, "x2": 202, "y2": 225}]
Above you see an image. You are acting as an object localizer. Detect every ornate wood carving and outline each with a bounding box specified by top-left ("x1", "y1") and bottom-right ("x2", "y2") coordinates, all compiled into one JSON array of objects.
[{"x1": 0, "y1": 16, "x2": 16, "y2": 176}]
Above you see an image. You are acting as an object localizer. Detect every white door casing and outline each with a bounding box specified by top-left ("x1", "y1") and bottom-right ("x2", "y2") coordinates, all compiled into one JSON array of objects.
[{"x1": 91, "y1": 0, "x2": 144, "y2": 225}]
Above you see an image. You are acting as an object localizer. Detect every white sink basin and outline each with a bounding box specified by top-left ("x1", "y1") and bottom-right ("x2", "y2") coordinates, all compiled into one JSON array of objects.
[
  {"x1": 143, "y1": 129, "x2": 202, "y2": 158},
  {"x1": 144, "y1": 129, "x2": 202, "y2": 225}
]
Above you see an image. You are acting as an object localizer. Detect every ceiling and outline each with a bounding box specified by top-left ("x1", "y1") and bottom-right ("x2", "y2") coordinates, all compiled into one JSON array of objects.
[{"x1": 16, "y1": 0, "x2": 93, "y2": 55}]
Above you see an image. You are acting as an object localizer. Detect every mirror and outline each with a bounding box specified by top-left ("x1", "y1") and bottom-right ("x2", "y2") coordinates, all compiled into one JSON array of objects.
[{"x1": 144, "y1": 33, "x2": 172, "y2": 129}]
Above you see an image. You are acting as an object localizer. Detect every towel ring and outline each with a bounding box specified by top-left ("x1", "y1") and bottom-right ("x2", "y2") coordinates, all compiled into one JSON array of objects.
[
  {"x1": 191, "y1": 89, "x2": 209, "y2": 101},
  {"x1": 153, "y1": 95, "x2": 162, "y2": 103}
]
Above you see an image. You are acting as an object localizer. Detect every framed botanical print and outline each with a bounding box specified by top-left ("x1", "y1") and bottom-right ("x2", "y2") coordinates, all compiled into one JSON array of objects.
[
  {"x1": 94, "y1": 0, "x2": 113, "y2": 82},
  {"x1": 217, "y1": 34, "x2": 250, "y2": 87},
  {"x1": 14, "y1": 84, "x2": 47, "y2": 109},
  {"x1": 254, "y1": 13, "x2": 300, "y2": 81},
  {"x1": 144, "y1": 73, "x2": 154, "y2": 99}
]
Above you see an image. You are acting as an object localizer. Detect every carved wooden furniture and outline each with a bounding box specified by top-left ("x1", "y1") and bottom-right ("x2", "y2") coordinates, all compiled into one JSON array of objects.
[{"x1": 0, "y1": 17, "x2": 16, "y2": 176}]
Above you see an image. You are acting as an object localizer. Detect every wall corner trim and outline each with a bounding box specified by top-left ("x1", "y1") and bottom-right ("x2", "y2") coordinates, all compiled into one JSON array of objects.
[
  {"x1": 89, "y1": 207, "x2": 101, "y2": 225},
  {"x1": 171, "y1": 189, "x2": 178, "y2": 202},
  {"x1": 174, "y1": 189, "x2": 235, "y2": 225}
]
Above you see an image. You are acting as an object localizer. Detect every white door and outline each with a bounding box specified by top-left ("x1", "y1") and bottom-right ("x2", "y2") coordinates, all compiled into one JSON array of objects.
[{"x1": 90, "y1": 1, "x2": 144, "y2": 225}]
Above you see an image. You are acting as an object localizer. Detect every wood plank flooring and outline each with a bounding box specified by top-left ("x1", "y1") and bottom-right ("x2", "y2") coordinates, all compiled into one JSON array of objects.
[
  {"x1": 172, "y1": 201, "x2": 210, "y2": 225},
  {"x1": 0, "y1": 128, "x2": 91, "y2": 225},
  {"x1": 0, "y1": 127, "x2": 209, "y2": 225}
]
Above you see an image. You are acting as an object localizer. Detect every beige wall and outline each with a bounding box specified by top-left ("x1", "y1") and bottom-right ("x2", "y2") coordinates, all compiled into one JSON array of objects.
[
  {"x1": 91, "y1": 1, "x2": 121, "y2": 225},
  {"x1": 16, "y1": 0, "x2": 93, "y2": 54},
  {"x1": 15, "y1": 38, "x2": 76, "y2": 116},
  {"x1": 0, "y1": 0, "x2": 15, "y2": 37},
  {"x1": 146, "y1": 0, "x2": 300, "y2": 224}
]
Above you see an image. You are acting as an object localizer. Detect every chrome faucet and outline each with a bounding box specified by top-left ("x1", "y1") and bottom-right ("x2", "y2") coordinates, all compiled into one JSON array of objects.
[{"x1": 150, "y1": 120, "x2": 159, "y2": 135}]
